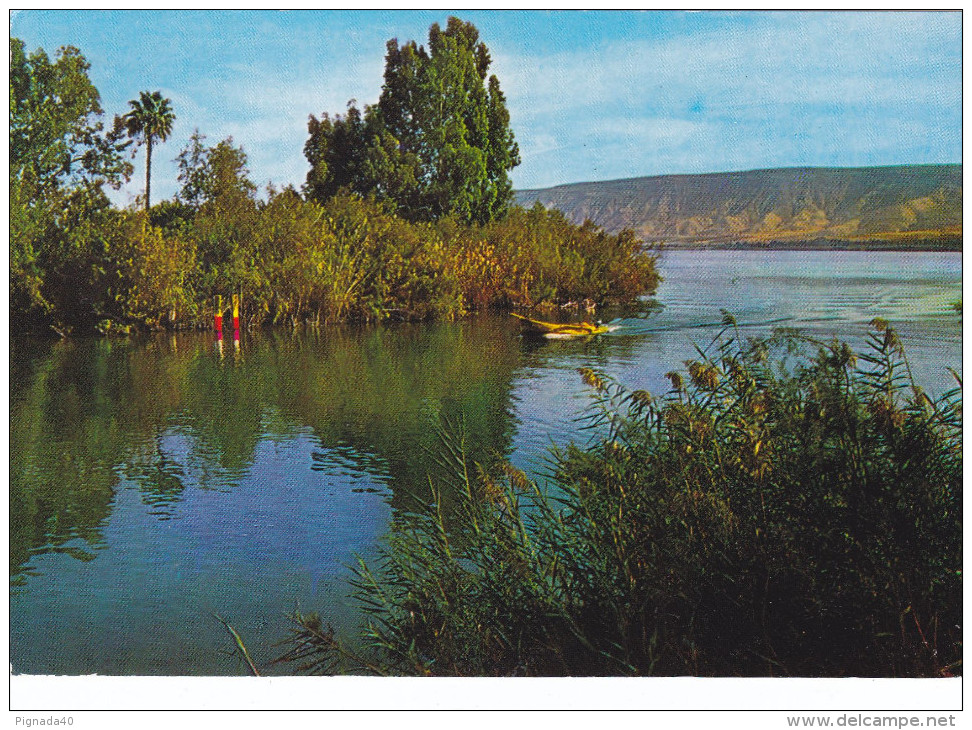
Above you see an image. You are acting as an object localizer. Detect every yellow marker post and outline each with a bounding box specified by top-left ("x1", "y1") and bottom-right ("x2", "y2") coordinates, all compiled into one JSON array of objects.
[{"x1": 215, "y1": 295, "x2": 223, "y2": 333}]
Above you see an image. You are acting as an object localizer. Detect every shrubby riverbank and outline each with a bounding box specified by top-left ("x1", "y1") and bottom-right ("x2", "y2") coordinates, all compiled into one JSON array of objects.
[
  {"x1": 280, "y1": 320, "x2": 962, "y2": 677},
  {"x1": 12, "y1": 184, "x2": 659, "y2": 336}
]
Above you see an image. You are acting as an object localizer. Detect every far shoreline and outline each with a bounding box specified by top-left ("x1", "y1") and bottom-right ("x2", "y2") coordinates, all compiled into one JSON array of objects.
[{"x1": 649, "y1": 239, "x2": 962, "y2": 253}]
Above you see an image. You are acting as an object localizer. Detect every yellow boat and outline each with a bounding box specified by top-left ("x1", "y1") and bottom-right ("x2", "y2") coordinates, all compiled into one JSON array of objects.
[{"x1": 511, "y1": 313, "x2": 609, "y2": 339}]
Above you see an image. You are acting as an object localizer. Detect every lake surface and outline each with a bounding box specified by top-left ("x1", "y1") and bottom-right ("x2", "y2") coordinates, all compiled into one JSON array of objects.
[{"x1": 10, "y1": 250, "x2": 961, "y2": 675}]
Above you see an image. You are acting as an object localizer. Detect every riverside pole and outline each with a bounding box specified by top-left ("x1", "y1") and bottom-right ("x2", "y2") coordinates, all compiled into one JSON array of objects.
[{"x1": 214, "y1": 295, "x2": 223, "y2": 334}]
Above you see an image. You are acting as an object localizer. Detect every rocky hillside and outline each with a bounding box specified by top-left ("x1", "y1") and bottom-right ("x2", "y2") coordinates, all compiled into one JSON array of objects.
[{"x1": 515, "y1": 165, "x2": 961, "y2": 247}]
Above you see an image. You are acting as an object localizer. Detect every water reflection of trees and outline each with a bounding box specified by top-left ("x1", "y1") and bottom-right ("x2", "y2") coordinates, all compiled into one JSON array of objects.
[
  {"x1": 11, "y1": 339, "x2": 149, "y2": 583},
  {"x1": 123, "y1": 440, "x2": 187, "y2": 519},
  {"x1": 272, "y1": 319, "x2": 521, "y2": 515},
  {"x1": 10, "y1": 316, "x2": 524, "y2": 579}
]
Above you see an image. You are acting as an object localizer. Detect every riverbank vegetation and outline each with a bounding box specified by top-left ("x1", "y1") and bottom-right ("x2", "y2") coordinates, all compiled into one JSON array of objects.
[
  {"x1": 10, "y1": 19, "x2": 659, "y2": 337},
  {"x1": 280, "y1": 319, "x2": 962, "y2": 677}
]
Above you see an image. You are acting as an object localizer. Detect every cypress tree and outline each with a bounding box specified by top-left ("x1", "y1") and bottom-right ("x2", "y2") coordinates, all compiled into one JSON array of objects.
[{"x1": 304, "y1": 17, "x2": 520, "y2": 225}]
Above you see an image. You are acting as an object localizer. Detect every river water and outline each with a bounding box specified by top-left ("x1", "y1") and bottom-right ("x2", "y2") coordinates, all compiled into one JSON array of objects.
[{"x1": 9, "y1": 250, "x2": 961, "y2": 675}]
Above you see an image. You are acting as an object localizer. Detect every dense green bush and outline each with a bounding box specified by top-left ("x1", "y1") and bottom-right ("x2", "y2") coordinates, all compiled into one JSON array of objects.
[
  {"x1": 453, "y1": 203, "x2": 661, "y2": 308},
  {"x1": 281, "y1": 319, "x2": 961, "y2": 677},
  {"x1": 200, "y1": 192, "x2": 654, "y2": 327},
  {"x1": 108, "y1": 211, "x2": 197, "y2": 328},
  {"x1": 14, "y1": 183, "x2": 658, "y2": 334}
]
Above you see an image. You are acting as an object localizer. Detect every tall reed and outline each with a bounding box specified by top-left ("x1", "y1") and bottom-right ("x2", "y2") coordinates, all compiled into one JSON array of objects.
[{"x1": 280, "y1": 319, "x2": 962, "y2": 677}]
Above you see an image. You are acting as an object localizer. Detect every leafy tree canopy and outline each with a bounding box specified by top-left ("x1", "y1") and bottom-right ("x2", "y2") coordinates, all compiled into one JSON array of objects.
[
  {"x1": 177, "y1": 131, "x2": 257, "y2": 210},
  {"x1": 304, "y1": 17, "x2": 520, "y2": 225},
  {"x1": 10, "y1": 37, "x2": 131, "y2": 198},
  {"x1": 9, "y1": 37, "x2": 132, "y2": 329}
]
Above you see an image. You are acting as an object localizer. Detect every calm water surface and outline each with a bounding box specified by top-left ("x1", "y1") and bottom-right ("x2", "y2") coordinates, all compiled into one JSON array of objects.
[{"x1": 10, "y1": 250, "x2": 961, "y2": 675}]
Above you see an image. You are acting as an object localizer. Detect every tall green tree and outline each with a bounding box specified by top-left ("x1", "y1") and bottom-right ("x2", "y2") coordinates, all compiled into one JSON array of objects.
[
  {"x1": 10, "y1": 37, "x2": 132, "y2": 330},
  {"x1": 10, "y1": 39, "x2": 131, "y2": 197},
  {"x1": 174, "y1": 129, "x2": 211, "y2": 210},
  {"x1": 124, "y1": 90, "x2": 176, "y2": 211},
  {"x1": 181, "y1": 136, "x2": 259, "y2": 291},
  {"x1": 176, "y1": 132, "x2": 257, "y2": 210},
  {"x1": 303, "y1": 103, "x2": 369, "y2": 203},
  {"x1": 304, "y1": 17, "x2": 520, "y2": 225}
]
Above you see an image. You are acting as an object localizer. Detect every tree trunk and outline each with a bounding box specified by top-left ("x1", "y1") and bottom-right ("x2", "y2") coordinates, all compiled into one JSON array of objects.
[{"x1": 145, "y1": 136, "x2": 153, "y2": 212}]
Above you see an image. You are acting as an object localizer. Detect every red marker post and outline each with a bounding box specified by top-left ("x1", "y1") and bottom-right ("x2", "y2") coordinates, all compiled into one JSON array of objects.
[
  {"x1": 232, "y1": 293, "x2": 240, "y2": 330},
  {"x1": 214, "y1": 295, "x2": 223, "y2": 334}
]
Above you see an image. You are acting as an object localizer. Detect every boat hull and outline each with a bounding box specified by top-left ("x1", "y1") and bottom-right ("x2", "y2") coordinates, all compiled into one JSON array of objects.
[{"x1": 511, "y1": 313, "x2": 609, "y2": 338}]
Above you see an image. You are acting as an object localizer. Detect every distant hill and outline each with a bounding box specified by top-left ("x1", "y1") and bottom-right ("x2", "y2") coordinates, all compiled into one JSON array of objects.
[{"x1": 515, "y1": 165, "x2": 961, "y2": 248}]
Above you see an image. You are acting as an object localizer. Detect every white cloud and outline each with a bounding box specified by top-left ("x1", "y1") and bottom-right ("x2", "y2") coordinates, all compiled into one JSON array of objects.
[
  {"x1": 104, "y1": 10, "x2": 960, "y2": 201},
  {"x1": 113, "y1": 42, "x2": 387, "y2": 204},
  {"x1": 497, "y1": 12, "x2": 959, "y2": 187}
]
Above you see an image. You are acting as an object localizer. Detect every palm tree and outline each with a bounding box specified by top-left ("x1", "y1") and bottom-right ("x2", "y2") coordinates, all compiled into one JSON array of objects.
[{"x1": 125, "y1": 91, "x2": 175, "y2": 211}]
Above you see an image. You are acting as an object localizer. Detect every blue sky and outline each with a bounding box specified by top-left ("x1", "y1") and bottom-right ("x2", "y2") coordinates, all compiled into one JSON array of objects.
[{"x1": 10, "y1": 10, "x2": 962, "y2": 205}]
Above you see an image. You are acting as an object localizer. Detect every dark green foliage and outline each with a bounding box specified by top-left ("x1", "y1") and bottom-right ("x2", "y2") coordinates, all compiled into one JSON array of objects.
[
  {"x1": 10, "y1": 38, "x2": 131, "y2": 197},
  {"x1": 149, "y1": 199, "x2": 196, "y2": 235},
  {"x1": 282, "y1": 321, "x2": 961, "y2": 677},
  {"x1": 184, "y1": 136, "x2": 260, "y2": 296},
  {"x1": 175, "y1": 130, "x2": 212, "y2": 209},
  {"x1": 10, "y1": 37, "x2": 132, "y2": 333},
  {"x1": 304, "y1": 17, "x2": 520, "y2": 225},
  {"x1": 444, "y1": 203, "x2": 660, "y2": 309},
  {"x1": 34, "y1": 189, "x2": 125, "y2": 333},
  {"x1": 303, "y1": 103, "x2": 375, "y2": 204}
]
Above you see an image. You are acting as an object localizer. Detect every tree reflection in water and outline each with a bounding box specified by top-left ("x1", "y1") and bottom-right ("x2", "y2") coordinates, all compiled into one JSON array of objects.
[{"x1": 10, "y1": 317, "x2": 529, "y2": 673}]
